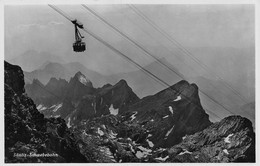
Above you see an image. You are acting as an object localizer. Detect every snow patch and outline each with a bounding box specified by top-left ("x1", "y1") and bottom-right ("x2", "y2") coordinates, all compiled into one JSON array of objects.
[
  {"x1": 52, "y1": 103, "x2": 62, "y2": 112},
  {"x1": 179, "y1": 149, "x2": 192, "y2": 155},
  {"x1": 174, "y1": 95, "x2": 181, "y2": 101},
  {"x1": 130, "y1": 112, "x2": 137, "y2": 121},
  {"x1": 97, "y1": 127, "x2": 104, "y2": 136},
  {"x1": 155, "y1": 156, "x2": 169, "y2": 161},
  {"x1": 93, "y1": 102, "x2": 96, "y2": 114},
  {"x1": 129, "y1": 144, "x2": 135, "y2": 153},
  {"x1": 37, "y1": 104, "x2": 47, "y2": 111},
  {"x1": 155, "y1": 148, "x2": 166, "y2": 152},
  {"x1": 165, "y1": 125, "x2": 175, "y2": 137},
  {"x1": 78, "y1": 74, "x2": 90, "y2": 86},
  {"x1": 82, "y1": 130, "x2": 88, "y2": 136},
  {"x1": 138, "y1": 146, "x2": 152, "y2": 153},
  {"x1": 182, "y1": 135, "x2": 187, "y2": 140},
  {"x1": 223, "y1": 149, "x2": 229, "y2": 154},
  {"x1": 37, "y1": 104, "x2": 43, "y2": 110},
  {"x1": 135, "y1": 146, "x2": 152, "y2": 158},
  {"x1": 168, "y1": 106, "x2": 173, "y2": 114},
  {"x1": 146, "y1": 139, "x2": 154, "y2": 147},
  {"x1": 54, "y1": 115, "x2": 60, "y2": 118},
  {"x1": 150, "y1": 119, "x2": 154, "y2": 122},
  {"x1": 102, "y1": 125, "x2": 106, "y2": 129},
  {"x1": 224, "y1": 134, "x2": 234, "y2": 143},
  {"x1": 163, "y1": 115, "x2": 169, "y2": 119},
  {"x1": 67, "y1": 117, "x2": 71, "y2": 128},
  {"x1": 109, "y1": 130, "x2": 117, "y2": 139},
  {"x1": 147, "y1": 134, "x2": 152, "y2": 138},
  {"x1": 109, "y1": 104, "x2": 119, "y2": 115},
  {"x1": 100, "y1": 97, "x2": 103, "y2": 105},
  {"x1": 100, "y1": 147, "x2": 116, "y2": 162},
  {"x1": 136, "y1": 151, "x2": 145, "y2": 159},
  {"x1": 49, "y1": 105, "x2": 56, "y2": 109}
]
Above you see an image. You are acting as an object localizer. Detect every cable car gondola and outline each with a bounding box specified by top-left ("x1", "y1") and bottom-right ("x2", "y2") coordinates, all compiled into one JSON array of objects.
[{"x1": 72, "y1": 19, "x2": 86, "y2": 52}]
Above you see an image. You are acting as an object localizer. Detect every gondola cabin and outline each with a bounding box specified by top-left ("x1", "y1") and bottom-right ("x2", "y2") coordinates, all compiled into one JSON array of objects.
[
  {"x1": 73, "y1": 41, "x2": 86, "y2": 52},
  {"x1": 72, "y1": 19, "x2": 86, "y2": 52}
]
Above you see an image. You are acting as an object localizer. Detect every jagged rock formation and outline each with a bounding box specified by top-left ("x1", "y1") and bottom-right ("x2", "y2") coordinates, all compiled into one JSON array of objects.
[
  {"x1": 25, "y1": 73, "x2": 140, "y2": 126},
  {"x1": 67, "y1": 79, "x2": 140, "y2": 126},
  {"x1": 124, "y1": 80, "x2": 212, "y2": 147},
  {"x1": 4, "y1": 61, "x2": 89, "y2": 163},
  {"x1": 66, "y1": 71, "x2": 95, "y2": 102},
  {"x1": 71, "y1": 113, "x2": 255, "y2": 162},
  {"x1": 162, "y1": 116, "x2": 255, "y2": 162}
]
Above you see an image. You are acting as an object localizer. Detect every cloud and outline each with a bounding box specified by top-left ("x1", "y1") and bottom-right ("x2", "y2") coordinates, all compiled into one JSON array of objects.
[
  {"x1": 17, "y1": 21, "x2": 64, "y2": 31},
  {"x1": 48, "y1": 21, "x2": 64, "y2": 26},
  {"x1": 17, "y1": 23, "x2": 45, "y2": 30}
]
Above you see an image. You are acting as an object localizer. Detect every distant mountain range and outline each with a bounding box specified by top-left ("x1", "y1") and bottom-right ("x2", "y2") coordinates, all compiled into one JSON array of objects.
[
  {"x1": 22, "y1": 58, "x2": 255, "y2": 126},
  {"x1": 25, "y1": 71, "x2": 140, "y2": 122},
  {"x1": 23, "y1": 57, "x2": 184, "y2": 98},
  {"x1": 24, "y1": 61, "x2": 108, "y2": 88},
  {"x1": 8, "y1": 50, "x2": 66, "y2": 72}
]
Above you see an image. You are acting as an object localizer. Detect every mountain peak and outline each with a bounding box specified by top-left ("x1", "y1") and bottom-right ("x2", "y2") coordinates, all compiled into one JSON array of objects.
[
  {"x1": 32, "y1": 78, "x2": 44, "y2": 86},
  {"x1": 5, "y1": 61, "x2": 25, "y2": 95},
  {"x1": 171, "y1": 80, "x2": 199, "y2": 100},
  {"x1": 73, "y1": 71, "x2": 93, "y2": 87},
  {"x1": 116, "y1": 79, "x2": 128, "y2": 86},
  {"x1": 75, "y1": 71, "x2": 83, "y2": 76}
]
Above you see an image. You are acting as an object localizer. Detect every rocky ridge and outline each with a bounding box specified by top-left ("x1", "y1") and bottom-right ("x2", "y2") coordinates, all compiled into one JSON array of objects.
[{"x1": 5, "y1": 61, "x2": 89, "y2": 163}]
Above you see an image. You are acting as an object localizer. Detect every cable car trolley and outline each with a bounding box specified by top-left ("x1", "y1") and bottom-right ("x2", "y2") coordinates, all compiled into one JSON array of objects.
[{"x1": 71, "y1": 19, "x2": 86, "y2": 52}]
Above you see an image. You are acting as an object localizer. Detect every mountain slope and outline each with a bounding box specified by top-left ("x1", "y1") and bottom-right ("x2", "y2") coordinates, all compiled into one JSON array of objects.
[
  {"x1": 165, "y1": 115, "x2": 255, "y2": 162},
  {"x1": 4, "y1": 61, "x2": 89, "y2": 163},
  {"x1": 123, "y1": 80, "x2": 211, "y2": 147}
]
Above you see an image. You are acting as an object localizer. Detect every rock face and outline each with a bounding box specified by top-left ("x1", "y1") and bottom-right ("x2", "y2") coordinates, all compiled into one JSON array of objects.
[
  {"x1": 165, "y1": 116, "x2": 255, "y2": 162},
  {"x1": 4, "y1": 61, "x2": 89, "y2": 163},
  {"x1": 25, "y1": 73, "x2": 140, "y2": 126},
  {"x1": 72, "y1": 114, "x2": 254, "y2": 163},
  {"x1": 65, "y1": 71, "x2": 95, "y2": 102},
  {"x1": 67, "y1": 80, "x2": 213, "y2": 162},
  {"x1": 65, "y1": 79, "x2": 140, "y2": 126},
  {"x1": 125, "y1": 80, "x2": 212, "y2": 147}
]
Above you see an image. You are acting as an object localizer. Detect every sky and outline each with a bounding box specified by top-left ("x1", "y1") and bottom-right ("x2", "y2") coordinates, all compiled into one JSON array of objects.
[{"x1": 4, "y1": 4, "x2": 254, "y2": 72}]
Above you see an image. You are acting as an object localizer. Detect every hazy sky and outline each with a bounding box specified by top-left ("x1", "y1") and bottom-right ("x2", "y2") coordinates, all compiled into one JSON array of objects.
[{"x1": 5, "y1": 4, "x2": 254, "y2": 72}]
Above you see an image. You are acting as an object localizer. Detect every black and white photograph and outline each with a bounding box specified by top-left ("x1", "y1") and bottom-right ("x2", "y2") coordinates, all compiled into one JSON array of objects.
[{"x1": 2, "y1": 0, "x2": 258, "y2": 164}]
